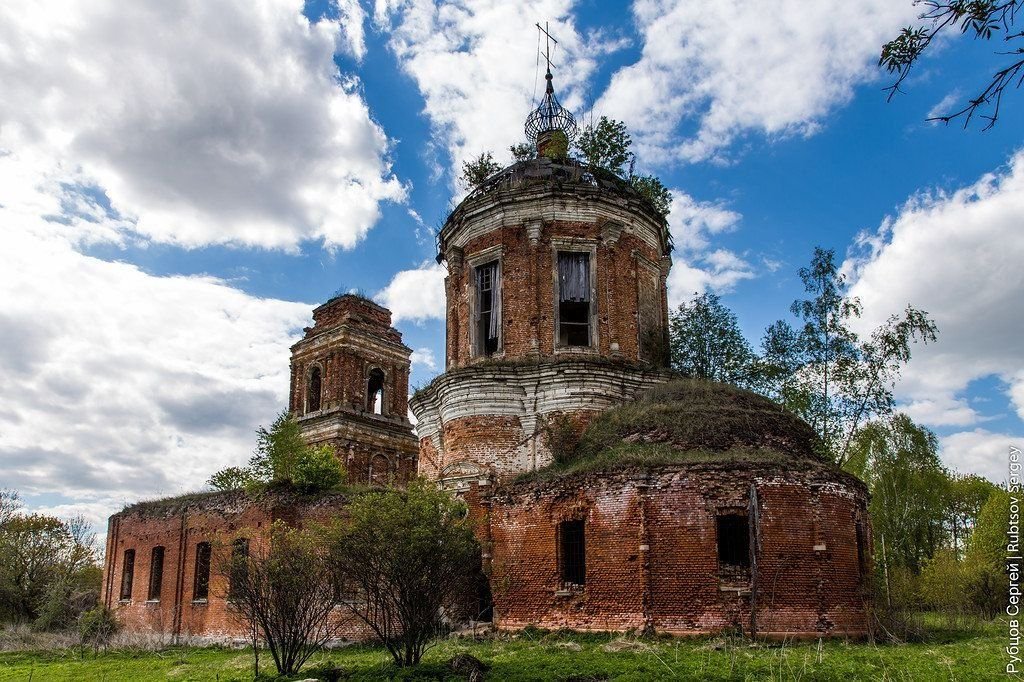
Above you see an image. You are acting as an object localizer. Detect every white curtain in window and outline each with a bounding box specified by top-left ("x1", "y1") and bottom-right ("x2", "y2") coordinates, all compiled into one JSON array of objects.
[{"x1": 558, "y1": 252, "x2": 590, "y2": 302}]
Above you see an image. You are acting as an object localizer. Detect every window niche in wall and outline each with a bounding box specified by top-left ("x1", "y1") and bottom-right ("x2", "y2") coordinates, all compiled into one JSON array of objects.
[
  {"x1": 307, "y1": 365, "x2": 322, "y2": 413},
  {"x1": 147, "y1": 546, "x2": 164, "y2": 601},
  {"x1": 367, "y1": 368, "x2": 385, "y2": 415},
  {"x1": 229, "y1": 538, "x2": 249, "y2": 600},
  {"x1": 119, "y1": 549, "x2": 135, "y2": 601},
  {"x1": 557, "y1": 252, "x2": 592, "y2": 347},
  {"x1": 473, "y1": 260, "x2": 501, "y2": 357},
  {"x1": 193, "y1": 542, "x2": 211, "y2": 601},
  {"x1": 557, "y1": 519, "x2": 586, "y2": 589},
  {"x1": 716, "y1": 513, "x2": 751, "y2": 580}
]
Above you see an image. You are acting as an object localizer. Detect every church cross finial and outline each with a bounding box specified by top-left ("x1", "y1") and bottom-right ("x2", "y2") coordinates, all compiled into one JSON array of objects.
[
  {"x1": 525, "y1": 21, "x2": 577, "y2": 152},
  {"x1": 536, "y1": 22, "x2": 557, "y2": 73}
]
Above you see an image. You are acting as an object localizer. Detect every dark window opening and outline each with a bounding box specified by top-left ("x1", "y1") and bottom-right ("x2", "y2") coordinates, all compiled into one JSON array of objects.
[
  {"x1": 307, "y1": 366, "x2": 322, "y2": 413},
  {"x1": 557, "y1": 252, "x2": 591, "y2": 347},
  {"x1": 119, "y1": 549, "x2": 135, "y2": 600},
  {"x1": 474, "y1": 260, "x2": 500, "y2": 356},
  {"x1": 229, "y1": 538, "x2": 249, "y2": 600},
  {"x1": 717, "y1": 514, "x2": 750, "y2": 569},
  {"x1": 147, "y1": 546, "x2": 164, "y2": 600},
  {"x1": 856, "y1": 522, "x2": 868, "y2": 577},
  {"x1": 367, "y1": 368, "x2": 385, "y2": 415},
  {"x1": 193, "y1": 542, "x2": 211, "y2": 601},
  {"x1": 558, "y1": 520, "x2": 586, "y2": 587}
]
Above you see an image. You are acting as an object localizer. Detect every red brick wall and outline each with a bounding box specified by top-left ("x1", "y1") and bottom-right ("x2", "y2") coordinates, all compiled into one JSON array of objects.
[
  {"x1": 103, "y1": 495, "x2": 377, "y2": 642},
  {"x1": 482, "y1": 464, "x2": 871, "y2": 637},
  {"x1": 445, "y1": 221, "x2": 667, "y2": 369}
]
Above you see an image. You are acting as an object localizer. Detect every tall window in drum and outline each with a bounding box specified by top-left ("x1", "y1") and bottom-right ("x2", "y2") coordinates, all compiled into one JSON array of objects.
[{"x1": 474, "y1": 260, "x2": 501, "y2": 357}]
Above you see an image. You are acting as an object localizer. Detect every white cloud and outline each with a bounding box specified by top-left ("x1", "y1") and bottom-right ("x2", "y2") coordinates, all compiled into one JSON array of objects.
[
  {"x1": 597, "y1": 0, "x2": 918, "y2": 163},
  {"x1": 0, "y1": 147, "x2": 311, "y2": 529},
  {"x1": 665, "y1": 190, "x2": 753, "y2": 306},
  {"x1": 901, "y1": 396, "x2": 980, "y2": 428},
  {"x1": 410, "y1": 347, "x2": 438, "y2": 371},
  {"x1": 940, "y1": 429, "x2": 1023, "y2": 484},
  {"x1": 375, "y1": 261, "x2": 447, "y2": 323},
  {"x1": 0, "y1": 0, "x2": 403, "y2": 251},
  {"x1": 846, "y1": 151, "x2": 1024, "y2": 439},
  {"x1": 374, "y1": 0, "x2": 601, "y2": 185}
]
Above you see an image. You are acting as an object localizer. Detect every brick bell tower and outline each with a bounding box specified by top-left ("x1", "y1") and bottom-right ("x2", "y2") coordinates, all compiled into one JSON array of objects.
[
  {"x1": 289, "y1": 294, "x2": 419, "y2": 485},
  {"x1": 410, "y1": 60, "x2": 673, "y2": 489}
]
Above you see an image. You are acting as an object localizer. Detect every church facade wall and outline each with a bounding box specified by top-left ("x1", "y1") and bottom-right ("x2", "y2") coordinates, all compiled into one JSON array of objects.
[
  {"x1": 480, "y1": 464, "x2": 871, "y2": 638},
  {"x1": 101, "y1": 493, "x2": 376, "y2": 643}
]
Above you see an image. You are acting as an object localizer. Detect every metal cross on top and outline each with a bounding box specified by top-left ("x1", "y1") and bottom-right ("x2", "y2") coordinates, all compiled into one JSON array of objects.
[{"x1": 536, "y1": 21, "x2": 558, "y2": 74}]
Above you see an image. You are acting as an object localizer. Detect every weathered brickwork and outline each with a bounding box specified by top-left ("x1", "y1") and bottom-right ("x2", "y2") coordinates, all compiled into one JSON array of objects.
[
  {"x1": 289, "y1": 294, "x2": 418, "y2": 485},
  {"x1": 439, "y1": 184, "x2": 671, "y2": 369},
  {"x1": 411, "y1": 359, "x2": 671, "y2": 486},
  {"x1": 479, "y1": 463, "x2": 871, "y2": 638},
  {"x1": 101, "y1": 492, "x2": 376, "y2": 643}
]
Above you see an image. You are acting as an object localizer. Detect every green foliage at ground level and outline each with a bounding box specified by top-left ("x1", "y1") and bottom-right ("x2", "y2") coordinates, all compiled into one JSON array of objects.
[{"x1": 0, "y1": 618, "x2": 1011, "y2": 681}]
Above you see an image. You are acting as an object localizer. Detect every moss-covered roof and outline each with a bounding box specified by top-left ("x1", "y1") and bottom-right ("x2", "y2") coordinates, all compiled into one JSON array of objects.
[
  {"x1": 516, "y1": 379, "x2": 831, "y2": 485},
  {"x1": 116, "y1": 481, "x2": 368, "y2": 519}
]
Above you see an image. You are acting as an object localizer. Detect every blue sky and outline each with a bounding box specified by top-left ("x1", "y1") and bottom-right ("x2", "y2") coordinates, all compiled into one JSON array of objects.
[{"x1": 1, "y1": 0, "x2": 1021, "y2": 531}]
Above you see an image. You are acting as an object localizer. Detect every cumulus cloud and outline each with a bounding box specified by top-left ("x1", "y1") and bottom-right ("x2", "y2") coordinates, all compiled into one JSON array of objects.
[
  {"x1": 410, "y1": 347, "x2": 438, "y2": 371},
  {"x1": 0, "y1": 147, "x2": 311, "y2": 529},
  {"x1": 0, "y1": 0, "x2": 403, "y2": 251},
  {"x1": 940, "y1": 430, "x2": 1023, "y2": 484},
  {"x1": 664, "y1": 191, "x2": 753, "y2": 306},
  {"x1": 597, "y1": 0, "x2": 917, "y2": 163},
  {"x1": 846, "y1": 151, "x2": 1024, "y2": 480},
  {"x1": 376, "y1": 261, "x2": 447, "y2": 323},
  {"x1": 374, "y1": 0, "x2": 602, "y2": 184}
]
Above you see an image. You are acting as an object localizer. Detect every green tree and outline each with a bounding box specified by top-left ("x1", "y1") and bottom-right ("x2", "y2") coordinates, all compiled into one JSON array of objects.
[
  {"x1": 758, "y1": 247, "x2": 938, "y2": 464},
  {"x1": 669, "y1": 292, "x2": 756, "y2": 386},
  {"x1": 964, "y1": 488, "x2": 1010, "y2": 618},
  {"x1": 576, "y1": 116, "x2": 633, "y2": 176},
  {"x1": 460, "y1": 152, "x2": 502, "y2": 189},
  {"x1": 207, "y1": 413, "x2": 345, "y2": 492},
  {"x1": 630, "y1": 174, "x2": 672, "y2": 218},
  {"x1": 509, "y1": 142, "x2": 535, "y2": 162},
  {"x1": 844, "y1": 415, "x2": 950, "y2": 574},
  {"x1": 219, "y1": 522, "x2": 338, "y2": 676},
  {"x1": 881, "y1": 1, "x2": 1024, "y2": 128},
  {"x1": 329, "y1": 481, "x2": 480, "y2": 667},
  {"x1": 945, "y1": 473, "x2": 1000, "y2": 556},
  {"x1": 0, "y1": 505, "x2": 97, "y2": 625}
]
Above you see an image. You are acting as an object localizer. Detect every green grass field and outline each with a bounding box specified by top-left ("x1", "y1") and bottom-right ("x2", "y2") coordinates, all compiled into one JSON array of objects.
[{"x1": 0, "y1": 620, "x2": 1014, "y2": 681}]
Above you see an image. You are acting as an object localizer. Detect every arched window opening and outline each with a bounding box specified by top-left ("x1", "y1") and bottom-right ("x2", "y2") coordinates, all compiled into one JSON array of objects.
[
  {"x1": 367, "y1": 368, "x2": 385, "y2": 415},
  {"x1": 369, "y1": 454, "x2": 390, "y2": 486},
  {"x1": 307, "y1": 365, "x2": 322, "y2": 413}
]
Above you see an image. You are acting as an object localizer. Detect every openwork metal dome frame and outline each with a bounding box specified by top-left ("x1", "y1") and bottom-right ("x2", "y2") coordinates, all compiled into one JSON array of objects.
[{"x1": 525, "y1": 70, "x2": 578, "y2": 145}]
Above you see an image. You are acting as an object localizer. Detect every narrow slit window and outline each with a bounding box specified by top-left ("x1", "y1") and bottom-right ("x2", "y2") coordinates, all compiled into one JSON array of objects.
[
  {"x1": 855, "y1": 522, "x2": 868, "y2": 577},
  {"x1": 474, "y1": 260, "x2": 500, "y2": 356},
  {"x1": 367, "y1": 368, "x2": 385, "y2": 415},
  {"x1": 307, "y1": 366, "x2": 322, "y2": 413},
  {"x1": 193, "y1": 542, "x2": 211, "y2": 601},
  {"x1": 716, "y1": 514, "x2": 750, "y2": 569},
  {"x1": 558, "y1": 520, "x2": 586, "y2": 587},
  {"x1": 229, "y1": 538, "x2": 249, "y2": 600},
  {"x1": 557, "y1": 252, "x2": 591, "y2": 347},
  {"x1": 119, "y1": 549, "x2": 135, "y2": 600},
  {"x1": 147, "y1": 546, "x2": 164, "y2": 600}
]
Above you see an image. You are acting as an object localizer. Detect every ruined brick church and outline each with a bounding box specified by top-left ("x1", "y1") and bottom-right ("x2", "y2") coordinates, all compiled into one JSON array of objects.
[{"x1": 102, "y1": 67, "x2": 872, "y2": 641}]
